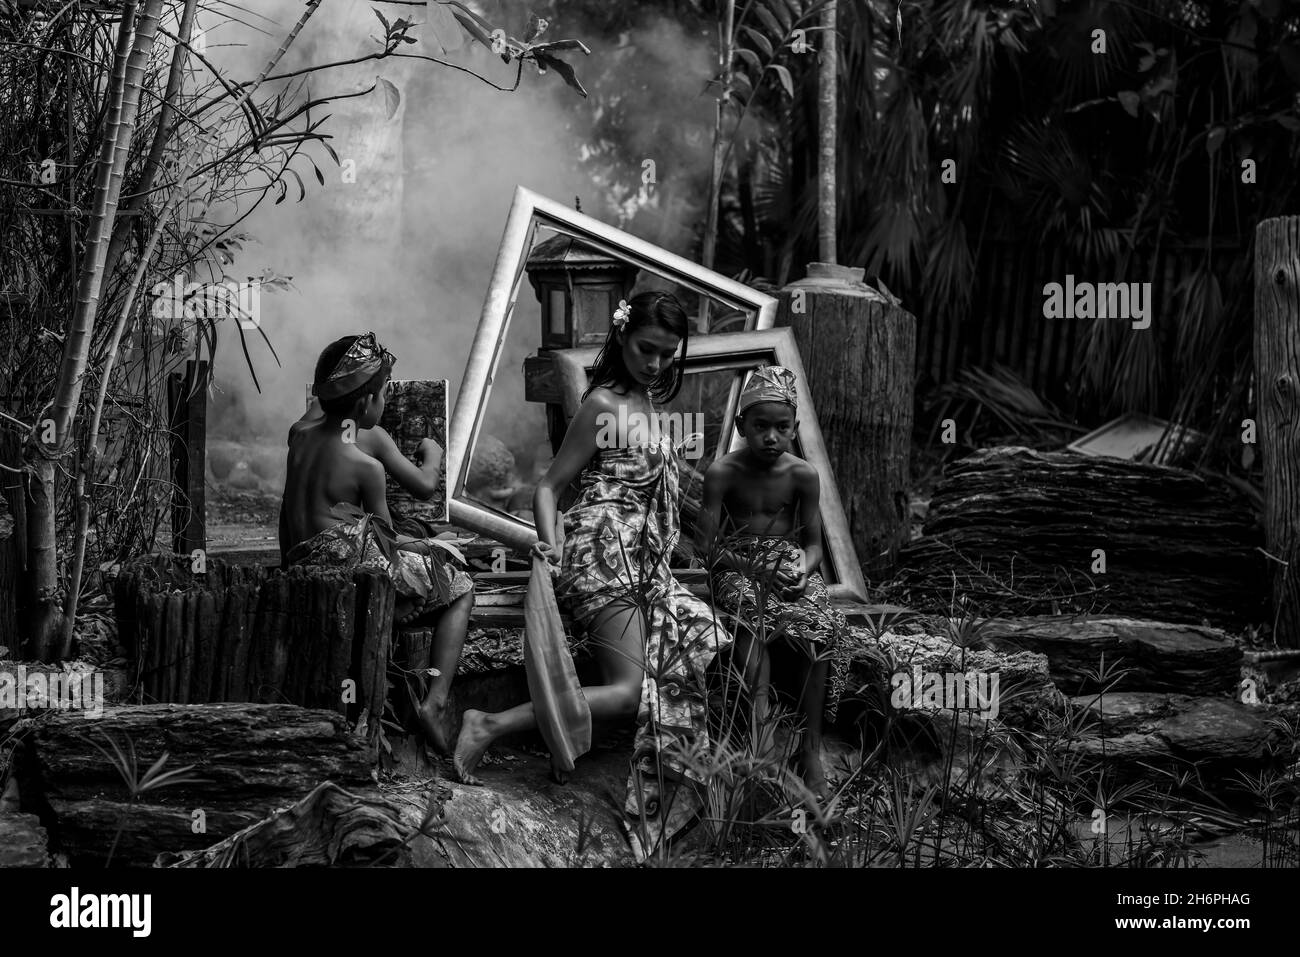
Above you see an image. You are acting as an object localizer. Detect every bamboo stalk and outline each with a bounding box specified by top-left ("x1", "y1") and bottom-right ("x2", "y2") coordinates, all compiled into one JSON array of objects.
[{"x1": 57, "y1": 0, "x2": 327, "y2": 656}]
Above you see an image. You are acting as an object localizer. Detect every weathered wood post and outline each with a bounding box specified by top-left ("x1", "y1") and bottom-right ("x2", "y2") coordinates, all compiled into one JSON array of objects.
[
  {"x1": 777, "y1": 263, "x2": 916, "y2": 580},
  {"x1": 167, "y1": 359, "x2": 208, "y2": 558},
  {"x1": 1255, "y1": 216, "x2": 1300, "y2": 647}
]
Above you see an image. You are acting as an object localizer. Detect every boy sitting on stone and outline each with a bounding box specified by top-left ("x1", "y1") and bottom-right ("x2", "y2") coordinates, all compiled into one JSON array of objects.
[
  {"x1": 695, "y1": 366, "x2": 851, "y2": 798},
  {"x1": 279, "y1": 332, "x2": 473, "y2": 754}
]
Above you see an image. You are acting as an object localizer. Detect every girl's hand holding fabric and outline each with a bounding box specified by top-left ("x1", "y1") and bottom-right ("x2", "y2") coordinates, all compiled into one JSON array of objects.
[{"x1": 531, "y1": 540, "x2": 562, "y2": 578}]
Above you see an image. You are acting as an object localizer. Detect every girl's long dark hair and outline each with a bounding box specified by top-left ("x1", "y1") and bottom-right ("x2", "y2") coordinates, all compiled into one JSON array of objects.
[{"x1": 583, "y1": 290, "x2": 689, "y2": 403}]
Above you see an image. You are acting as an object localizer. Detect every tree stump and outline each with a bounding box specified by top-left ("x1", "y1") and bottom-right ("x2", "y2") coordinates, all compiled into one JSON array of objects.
[
  {"x1": 777, "y1": 263, "x2": 916, "y2": 579},
  {"x1": 1255, "y1": 216, "x2": 1300, "y2": 647}
]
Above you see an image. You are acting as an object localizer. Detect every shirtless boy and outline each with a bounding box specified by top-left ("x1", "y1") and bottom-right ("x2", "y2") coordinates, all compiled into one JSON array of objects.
[
  {"x1": 280, "y1": 332, "x2": 474, "y2": 754},
  {"x1": 695, "y1": 366, "x2": 849, "y2": 798}
]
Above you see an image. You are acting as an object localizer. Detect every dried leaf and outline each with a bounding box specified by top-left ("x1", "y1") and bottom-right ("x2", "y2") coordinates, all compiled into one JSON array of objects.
[
  {"x1": 376, "y1": 76, "x2": 401, "y2": 119},
  {"x1": 533, "y1": 50, "x2": 588, "y2": 97}
]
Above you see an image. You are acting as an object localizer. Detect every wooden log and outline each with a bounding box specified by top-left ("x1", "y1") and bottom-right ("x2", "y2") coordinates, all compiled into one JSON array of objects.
[
  {"x1": 224, "y1": 583, "x2": 251, "y2": 702},
  {"x1": 302, "y1": 574, "x2": 326, "y2": 709},
  {"x1": 777, "y1": 264, "x2": 916, "y2": 578},
  {"x1": 979, "y1": 616, "x2": 1243, "y2": 696},
  {"x1": 248, "y1": 579, "x2": 273, "y2": 702},
  {"x1": 15, "y1": 703, "x2": 376, "y2": 867},
  {"x1": 194, "y1": 589, "x2": 218, "y2": 702},
  {"x1": 260, "y1": 573, "x2": 285, "y2": 702},
  {"x1": 296, "y1": 570, "x2": 325, "y2": 705},
  {"x1": 212, "y1": 587, "x2": 232, "y2": 701},
  {"x1": 155, "y1": 782, "x2": 412, "y2": 868},
  {"x1": 353, "y1": 570, "x2": 393, "y2": 737},
  {"x1": 177, "y1": 592, "x2": 195, "y2": 705},
  {"x1": 1254, "y1": 216, "x2": 1300, "y2": 647},
  {"x1": 327, "y1": 580, "x2": 356, "y2": 714},
  {"x1": 145, "y1": 593, "x2": 166, "y2": 702},
  {"x1": 163, "y1": 594, "x2": 185, "y2": 703}
]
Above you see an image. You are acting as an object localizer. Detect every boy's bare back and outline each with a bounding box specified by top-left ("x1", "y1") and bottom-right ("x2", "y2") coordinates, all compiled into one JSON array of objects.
[{"x1": 282, "y1": 418, "x2": 387, "y2": 554}]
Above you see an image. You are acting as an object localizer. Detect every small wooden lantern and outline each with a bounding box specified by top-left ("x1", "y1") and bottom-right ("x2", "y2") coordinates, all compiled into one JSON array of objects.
[
  {"x1": 523, "y1": 235, "x2": 638, "y2": 452},
  {"x1": 525, "y1": 234, "x2": 638, "y2": 349}
]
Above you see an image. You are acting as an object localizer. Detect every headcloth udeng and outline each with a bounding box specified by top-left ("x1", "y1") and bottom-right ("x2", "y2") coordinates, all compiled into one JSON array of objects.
[
  {"x1": 313, "y1": 332, "x2": 394, "y2": 401},
  {"x1": 739, "y1": 365, "x2": 798, "y2": 415}
]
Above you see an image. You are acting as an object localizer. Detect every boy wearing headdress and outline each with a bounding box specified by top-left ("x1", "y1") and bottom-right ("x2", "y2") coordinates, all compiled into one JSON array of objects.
[
  {"x1": 280, "y1": 332, "x2": 474, "y2": 754},
  {"x1": 695, "y1": 365, "x2": 850, "y2": 798}
]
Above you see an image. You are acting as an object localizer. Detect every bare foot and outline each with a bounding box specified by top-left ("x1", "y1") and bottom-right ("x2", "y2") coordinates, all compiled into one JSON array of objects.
[
  {"x1": 453, "y1": 709, "x2": 493, "y2": 785},
  {"x1": 414, "y1": 697, "x2": 453, "y2": 756},
  {"x1": 550, "y1": 757, "x2": 570, "y2": 786}
]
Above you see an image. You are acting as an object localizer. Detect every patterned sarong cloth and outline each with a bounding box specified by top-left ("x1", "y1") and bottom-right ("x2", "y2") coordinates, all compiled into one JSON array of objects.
[
  {"x1": 286, "y1": 513, "x2": 473, "y2": 624},
  {"x1": 554, "y1": 434, "x2": 733, "y2": 861},
  {"x1": 710, "y1": 534, "x2": 851, "y2": 723}
]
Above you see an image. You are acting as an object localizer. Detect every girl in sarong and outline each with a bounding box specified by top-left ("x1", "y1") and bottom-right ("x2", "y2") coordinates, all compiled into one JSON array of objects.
[{"x1": 453, "y1": 292, "x2": 733, "y2": 859}]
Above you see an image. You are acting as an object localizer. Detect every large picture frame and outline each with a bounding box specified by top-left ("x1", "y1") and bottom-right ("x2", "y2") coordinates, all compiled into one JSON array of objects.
[
  {"x1": 447, "y1": 186, "x2": 778, "y2": 550},
  {"x1": 552, "y1": 328, "x2": 868, "y2": 605}
]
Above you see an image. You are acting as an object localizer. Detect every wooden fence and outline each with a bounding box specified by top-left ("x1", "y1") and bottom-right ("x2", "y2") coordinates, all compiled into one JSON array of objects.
[{"x1": 113, "y1": 556, "x2": 393, "y2": 729}]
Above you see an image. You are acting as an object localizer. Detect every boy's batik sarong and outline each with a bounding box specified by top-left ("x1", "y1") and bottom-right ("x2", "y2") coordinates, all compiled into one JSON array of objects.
[
  {"x1": 554, "y1": 437, "x2": 732, "y2": 861},
  {"x1": 710, "y1": 535, "x2": 851, "y2": 723},
  {"x1": 286, "y1": 513, "x2": 473, "y2": 624}
]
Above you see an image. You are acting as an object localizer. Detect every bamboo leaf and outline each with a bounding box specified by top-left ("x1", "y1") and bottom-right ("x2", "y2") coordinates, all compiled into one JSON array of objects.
[
  {"x1": 752, "y1": 3, "x2": 784, "y2": 40},
  {"x1": 734, "y1": 46, "x2": 763, "y2": 75},
  {"x1": 770, "y1": 63, "x2": 795, "y2": 98},
  {"x1": 740, "y1": 24, "x2": 774, "y2": 58}
]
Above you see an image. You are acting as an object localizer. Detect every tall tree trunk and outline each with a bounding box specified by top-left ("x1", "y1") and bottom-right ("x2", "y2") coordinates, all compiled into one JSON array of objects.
[
  {"x1": 817, "y1": 1, "x2": 838, "y2": 264},
  {"x1": 98, "y1": 0, "x2": 201, "y2": 331},
  {"x1": 1255, "y1": 216, "x2": 1300, "y2": 647},
  {"x1": 699, "y1": 0, "x2": 735, "y2": 329},
  {"x1": 22, "y1": 1, "x2": 143, "y2": 660}
]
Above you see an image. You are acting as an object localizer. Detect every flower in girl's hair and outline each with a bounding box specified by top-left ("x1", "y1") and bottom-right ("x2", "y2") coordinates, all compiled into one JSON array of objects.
[{"x1": 612, "y1": 300, "x2": 631, "y2": 330}]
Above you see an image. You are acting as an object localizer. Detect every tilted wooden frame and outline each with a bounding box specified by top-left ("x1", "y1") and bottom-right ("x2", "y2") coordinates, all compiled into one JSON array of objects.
[
  {"x1": 447, "y1": 186, "x2": 778, "y2": 552},
  {"x1": 551, "y1": 327, "x2": 868, "y2": 604}
]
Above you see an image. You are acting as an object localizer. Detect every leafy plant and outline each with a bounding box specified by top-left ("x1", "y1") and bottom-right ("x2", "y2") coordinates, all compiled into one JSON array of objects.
[{"x1": 89, "y1": 731, "x2": 208, "y2": 867}]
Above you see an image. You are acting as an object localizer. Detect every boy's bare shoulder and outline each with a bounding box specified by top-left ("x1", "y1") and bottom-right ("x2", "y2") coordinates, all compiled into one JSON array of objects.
[
  {"x1": 788, "y1": 456, "x2": 820, "y2": 487},
  {"x1": 703, "y1": 452, "x2": 745, "y2": 486}
]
